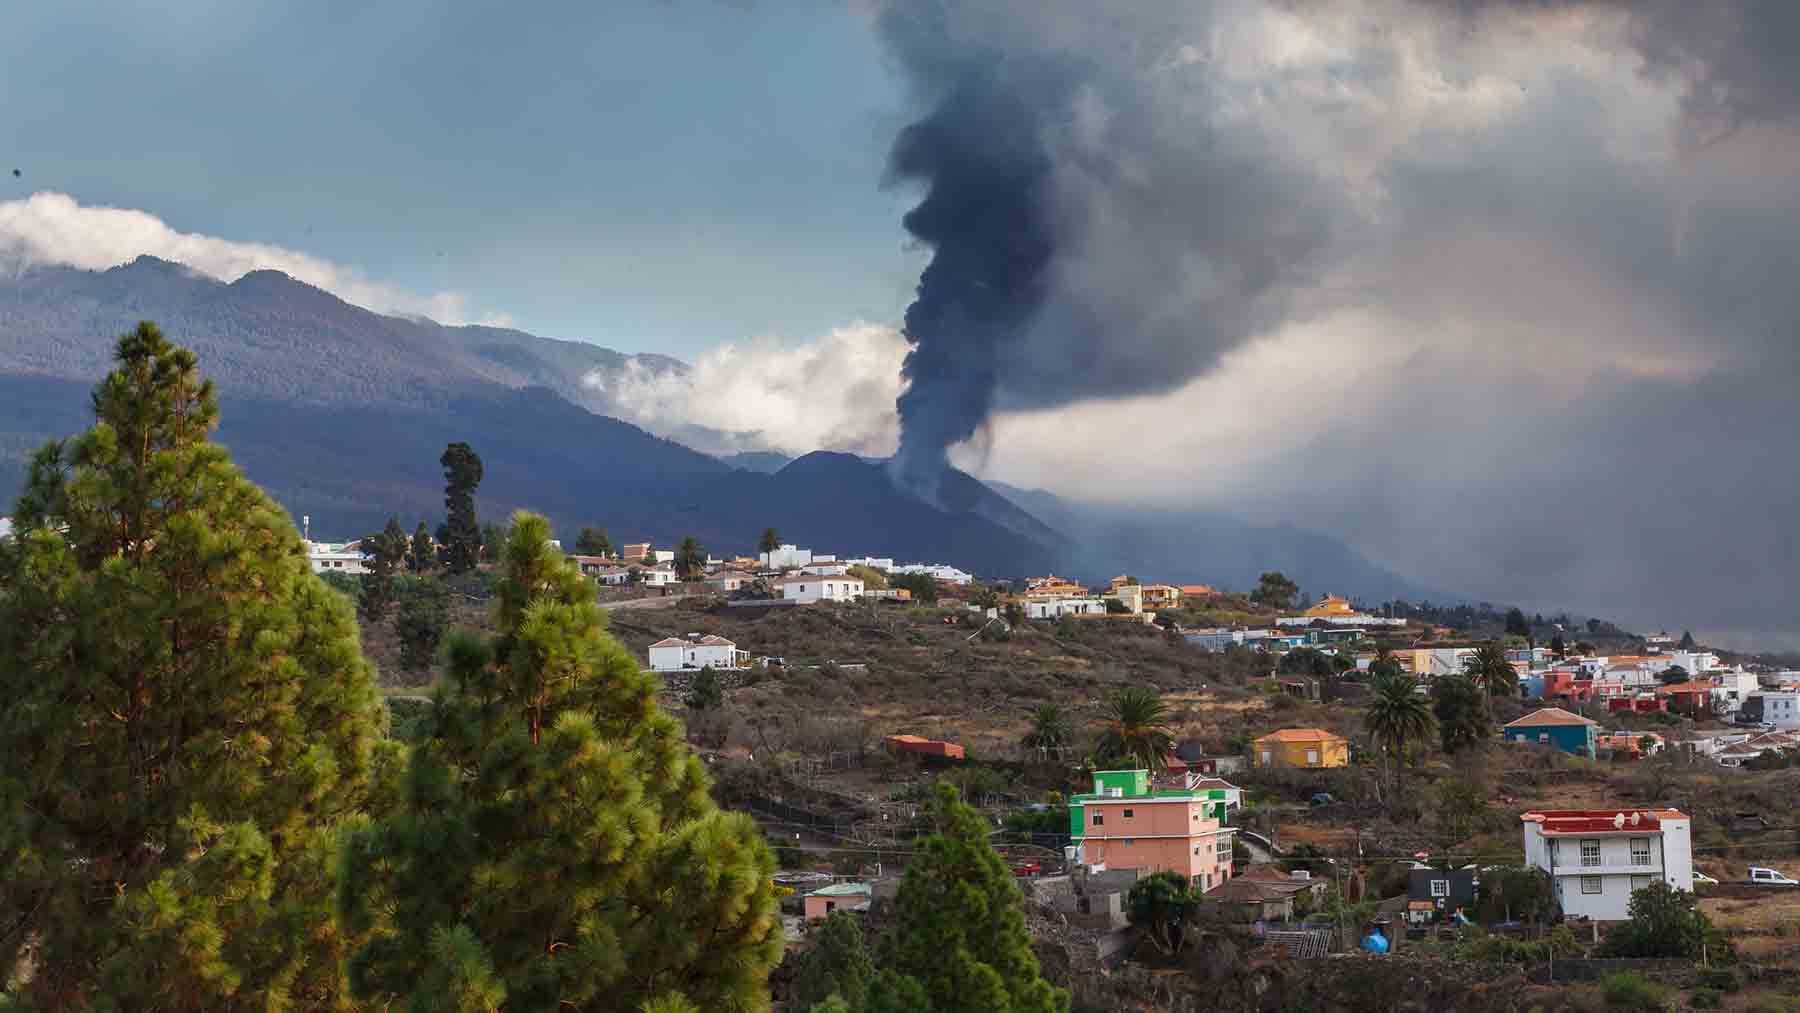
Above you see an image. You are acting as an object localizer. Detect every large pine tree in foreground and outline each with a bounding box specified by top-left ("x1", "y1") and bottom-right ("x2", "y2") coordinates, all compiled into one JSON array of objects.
[
  {"x1": 338, "y1": 512, "x2": 783, "y2": 1010},
  {"x1": 0, "y1": 322, "x2": 388, "y2": 1009}
]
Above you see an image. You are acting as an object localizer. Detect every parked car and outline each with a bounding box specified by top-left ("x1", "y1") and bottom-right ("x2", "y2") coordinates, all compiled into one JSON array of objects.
[
  {"x1": 1693, "y1": 871, "x2": 1719, "y2": 885},
  {"x1": 1309, "y1": 793, "x2": 1336, "y2": 807},
  {"x1": 1748, "y1": 867, "x2": 1799, "y2": 887}
]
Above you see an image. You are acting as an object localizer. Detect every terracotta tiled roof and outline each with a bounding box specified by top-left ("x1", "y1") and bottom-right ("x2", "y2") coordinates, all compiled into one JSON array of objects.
[
  {"x1": 648, "y1": 637, "x2": 686, "y2": 649},
  {"x1": 1656, "y1": 681, "x2": 1716, "y2": 695},
  {"x1": 1504, "y1": 707, "x2": 1597, "y2": 728}
]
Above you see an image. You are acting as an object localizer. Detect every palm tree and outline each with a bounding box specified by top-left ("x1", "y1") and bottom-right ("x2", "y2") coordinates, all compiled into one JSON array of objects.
[
  {"x1": 1464, "y1": 642, "x2": 1519, "y2": 697},
  {"x1": 758, "y1": 527, "x2": 781, "y2": 555},
  {"x1": 1022, "y1": 704, "x2": 1073, "y2": 755},
  {"x1": 1363, "y1": 670, "x2": 1435, "y2": 798},
  {"x1": 1095, "y1": 687, "x2": 1173, "y2": 773},
  {"x1": 1366, "y1": 646, "x2": 1402, "y2": 681},
  {"x1": 674, "y1": 536, "x2": 706, "y2": 580}
]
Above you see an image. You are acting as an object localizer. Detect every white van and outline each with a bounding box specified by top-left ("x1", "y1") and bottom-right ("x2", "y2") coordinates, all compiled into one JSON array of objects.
[{"x1": 1748, "y1": 867, "x2": 1799, "y2": 887}]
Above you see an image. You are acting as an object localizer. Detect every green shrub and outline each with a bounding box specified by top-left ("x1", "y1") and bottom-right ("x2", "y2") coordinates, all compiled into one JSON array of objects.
[
  {"x1": 1746, "y1": 996, "x2": 1800, "y2": 1013},
  {"x1": 1688, "y1": 988, "x2": 1721, "y2": 1009},
  {"x1": 1599, "y1": 971, "x2": 1667, "y2": 1011},
  {"x1": 1695, "y1": 967, "x2": 1739, "y2": 993}
]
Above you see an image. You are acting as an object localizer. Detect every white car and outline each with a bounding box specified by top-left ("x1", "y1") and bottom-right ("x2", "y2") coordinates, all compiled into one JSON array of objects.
[
  {"x1": 1748, "y1": 867, "x2": 1799, "y2": 887},
  {"x1": 1692, "y1": 871, "x2": 1719, "y2": 886}
]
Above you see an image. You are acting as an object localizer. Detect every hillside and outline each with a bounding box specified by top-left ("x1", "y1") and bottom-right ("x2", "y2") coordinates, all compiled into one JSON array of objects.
[{"x1": 0, "y1": 256, "x2": 680, "y2": 410}]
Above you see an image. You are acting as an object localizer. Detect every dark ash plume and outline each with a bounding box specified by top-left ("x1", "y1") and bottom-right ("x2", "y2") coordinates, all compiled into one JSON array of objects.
[{"x1": 885, "y1": 62, "x2": 1067, "y2": 502}]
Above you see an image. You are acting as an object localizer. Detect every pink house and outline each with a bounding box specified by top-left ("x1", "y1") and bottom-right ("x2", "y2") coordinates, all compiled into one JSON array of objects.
[
  {"x1": 1075, "y1": 794, "x2": 1235, "y2": 891},
  {"x1": 803, "y1": 882, "x2": 872, "y2": 921}
]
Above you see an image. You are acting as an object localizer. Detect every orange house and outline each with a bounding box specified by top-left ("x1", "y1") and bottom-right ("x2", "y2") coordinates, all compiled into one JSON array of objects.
[
  {"x1": 1074, "y1": 791, "x2": 1235, "y2": 891},
  {"x1": 1252, "y1": 728, "x2": 1349, "y2": 768}
]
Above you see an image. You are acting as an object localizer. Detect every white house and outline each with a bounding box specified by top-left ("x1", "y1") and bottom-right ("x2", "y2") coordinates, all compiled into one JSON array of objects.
[
  {"x1": 591, "y1": 566, "x2": 634, "y2": 586},
  {"x1": 305, "y1": 541, "x2": 367, "y2": 575},
  {"x1": 0, "y1": 517, "x2": 12, "y2": 541},
  {"x1": 759, "y1": 544, "x2": 822, "y2": 569},
  {"x1": 640, "y1": 564, "x2": 679, "y2": 587},
  {"x1": 890, "y1": 563, "x2": 973, "y2": 585},
  {"x1": 800, "y1": 559, "x2": 851, "y2": 576},
  {"x1": 842, "y1": 556, "x2": 894, "y2": 571},
  {"x1": 648, "y1": 634, "x2": 750, "y2": 672},
  {"x1": 1025, "y1": 597, "x2": 1107, "y2": 620},
  {"x1": 776, "y1": 573, "x2": 865, "y2": 603},
  {"x1": 1744, "y1": 692, "x2": 1800, "y2": 730},
  {"x1": 706, "y1": 572, "x2": 754, "y2": 593},
  {"x1": 1520, "y1": 808, "x2": 1693, "y2": 921}
]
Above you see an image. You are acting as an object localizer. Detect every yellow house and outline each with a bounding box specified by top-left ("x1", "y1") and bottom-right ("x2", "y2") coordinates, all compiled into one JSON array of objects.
[
  {"x1": 1303, "y1": 594, "x2": 1356, "y2": 618},
  {"x1": 1252, "y1": 728, "x2": 1349, "y2": 769}
]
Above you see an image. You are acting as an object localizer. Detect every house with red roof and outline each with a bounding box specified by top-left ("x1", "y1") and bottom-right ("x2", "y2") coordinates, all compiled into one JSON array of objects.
[
  {"x1": 647, "y1": 633, "x2": 749, "y2": 672},
  {"x1": 1520, "y1": 808, "x2": 1693, "y2": 921}
]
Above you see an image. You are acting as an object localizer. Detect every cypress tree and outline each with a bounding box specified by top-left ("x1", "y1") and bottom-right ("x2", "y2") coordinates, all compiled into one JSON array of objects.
[
  {"x1": 879, "y1": 785, "x2": 1068, "y2": 1013},
  {"x1": 410, "y1": 520, "x2": 435, "y2": 572},
  {"x1": 0, "y1": 322, "x2": 388, "y2": 1009},
  {"x1": 359, "y1": 515, "x2": 410, "y2": 620},
  {"x1": 340, "y1": 512, "x2": 783, "y2": 1010},
  {"x1": 439, "y1": 442, "x2": 483, "y2": 574}
]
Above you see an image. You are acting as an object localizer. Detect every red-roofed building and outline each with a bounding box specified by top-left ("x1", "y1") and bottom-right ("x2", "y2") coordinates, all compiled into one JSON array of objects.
[
  {"x1": 1520, "y1": 808, "x2": 1694, "y2": 921},
  {"x1": 647, "y1": 634, "x2": 749, "y2": 672},
  {"x1": 1657, "y1": 680, "x2": 1717, "y2": 714},
  {"x1": 884, "y1": 734, "x2": 965, "y2": 762}
]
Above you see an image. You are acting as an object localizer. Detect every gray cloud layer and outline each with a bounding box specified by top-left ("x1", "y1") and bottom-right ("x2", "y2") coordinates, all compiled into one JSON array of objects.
[{"x1": 870, "y1": 0, "x2": 1800, "y2": 640}]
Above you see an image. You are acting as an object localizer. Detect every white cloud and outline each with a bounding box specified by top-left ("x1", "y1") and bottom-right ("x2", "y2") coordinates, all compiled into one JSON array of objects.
[
  {"x1": 0, "y1": 191, "x2": 505, "y2": 325},
  {"x1": 585, "y1": 322, "x2": 907, "y2": 457}
]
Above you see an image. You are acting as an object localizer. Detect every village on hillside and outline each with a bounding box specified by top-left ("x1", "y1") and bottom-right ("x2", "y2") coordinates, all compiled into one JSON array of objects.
[{"x1": 304, "y1": 524, "x2": 1800, "y2": 1010}]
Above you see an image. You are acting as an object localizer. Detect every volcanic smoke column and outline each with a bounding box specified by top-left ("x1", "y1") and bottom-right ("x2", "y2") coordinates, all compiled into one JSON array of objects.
[{"x1": 885, "y1": 67, "x2": 1063, "y2": 504}]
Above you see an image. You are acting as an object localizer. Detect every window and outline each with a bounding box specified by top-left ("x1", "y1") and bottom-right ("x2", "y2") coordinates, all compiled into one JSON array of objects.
[
  {"x1": 1539, "y1": 733, "x2": 1550, "y2": 744},
  {"x1": 825, "y1": 901, "x2": 836, "y2": 914},
  {"x1": 1630, "y1": 875, "x2": 1652, "y2": 892},
  {"x1": 1091, "y1": 812, "x2": 1104, "y2": 826},
  {"x1": 1580, "y1": 876, "x2": 1603, "y2": 894},
  {"x1": 1630, "y1": 838, "x2": 1651, "y2": 865},
  {"x1": 1305, "y1": 750, "x2": 1319, "y2": 765},
  {"x1": 1259, "y1": 750, "x2": 1272, "y2": 765},
  {"x1": 1430, "y1": 879, "x2": 1449, "y2": 898},
  {"x1": 1122, "y1": 809, "x2": 1134, "y2": 819},
  {"x1": 1580, "y1": 839, "x2": 1601, "y2": 867}
]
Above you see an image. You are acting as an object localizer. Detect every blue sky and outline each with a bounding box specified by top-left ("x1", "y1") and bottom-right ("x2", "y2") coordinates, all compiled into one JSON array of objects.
[{"x1": 5, "y1": 0, "x2": 916, "y2": 357}]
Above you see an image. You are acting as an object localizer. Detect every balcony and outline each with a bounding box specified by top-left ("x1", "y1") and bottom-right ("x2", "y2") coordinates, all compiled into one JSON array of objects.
[{"x1": 1557, "y1": 858, "x2": 1662, "y2": 875}]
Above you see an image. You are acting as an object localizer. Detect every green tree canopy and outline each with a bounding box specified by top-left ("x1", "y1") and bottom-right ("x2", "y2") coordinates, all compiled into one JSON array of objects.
[
  {"x1": 395, "y1": 574, "x2": 452, "y2": 676},
  {"x1": 1366, "y1": 647, "x2": 1403, "y2": 681},
  {"x1": 1504, "y1": 607, "x2": 1531, "y2": 638},
  {"x1": 1127, "y1": 871, "x2": 1199, "y2": 955},
  {"x1": 1659, "y1": 665, "x2": 1689, "y2": 685},
  {"x1": 1364, "y1": 670, "x2": 1435, "y2": 793},
  {"x1": 0, "y1": 322, "x2": 388, "y2": 1008},
  {"x1": 339, "y1": 512, "x2": 782, "y2": 1010},
  {"x1": 685, "y1": 664, "x2": 724, "y2": 710},
  {"x1": 575, "y1": 526, "x2": 612, "y2": 556},
  {"x1": 792, "y1": 912, "x2": 874, "y2": 1013},
  {"x1": 758, "y1": 527, "x2": 781, "y2": 554},
  {"x1": 1251, "y1": 571, "x2": 1300, "y2": 609},
  {"x1": 360, "y1": 515, "x2": 410, "y2": 620},
  {"x1": 1432, "y1": 673, "x2": 1492, "y2": 754},
  {"x1": 1464, "y1": 642, "x2": 1520, "y2": 697},
  {"x1": 889, "y1": 571, "x2": 939, "y2": 604},
  {"x1": 1678, "y1": 630, "x2": 1697, "y2": 650},
  {"x1": 674, "y1": 535, "x2": 706, "y2": 579},
  {"x1": 1278, "y1": 647, "x2": 1336, "y2": 678},
  {"x1": 1601, "y1": 881, "x2": 1720, "y2": 959},
  {"x1": 1022, "y1": 703, "x2": 1074, "y2": 753},
  {"x1": 878, "y1": 784, "x2": 1069, "y2": 1013},
  {"x1": 410, "y1": 520, "x2": 435, "y2": 572},
  {"x1": 847, "y1": 563, "x2": 888, "y2": 589},
  {"x1": 439, "y1": 441, "x2": 484, "y2": 574},
  {"x1": 1095, "y1": 687, "x2": 1173, "y2": 773}
]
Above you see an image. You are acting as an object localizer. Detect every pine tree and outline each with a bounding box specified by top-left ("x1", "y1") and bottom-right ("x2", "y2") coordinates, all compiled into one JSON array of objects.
[
  {"x1": 792, "y1": 912, "x2": 873, "y2": 1012},
  {"x1": 440, "y1": 441, "x2": 484, "y2": 574},
  {"x1": 685, "y1": 664, "x2": 724, "y2": 711},
  {"x1": 879, "y1": 784, "x2": 1068, "y2": 1013},
  {"x1": 360, "y1": 515, "x2": 410, "y2": 620},
  {"x1": 575, "y1": 526, "x2": 612, "y2": 557},
  {"x1": 339, "y1": 513, "x2": 783, "y2": 1010},
  {"x1": 395, "y1": 575, "x2": 451, "y2": 675},
  {"x1": 410, "y1": 520, "x2": 435, "y2": 572},
  {"x1": 0, "y1": 322, "x2": 388, "y2": 1009}
]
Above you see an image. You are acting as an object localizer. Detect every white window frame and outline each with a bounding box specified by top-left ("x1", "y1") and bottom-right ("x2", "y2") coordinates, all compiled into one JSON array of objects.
[
  {"x1": 1629, "y1": 838, "x2": 1651, "y2": 865},
  {"x1": 1430, "y1": 879, "x2": 1450, "y2": 898},
  {"x1": 1580, "y1": 839, "x2": 1601, "y2": 868},
  {"x1": 1580, "y1": 876, "x2": 1603, "y2": 895},
  {"x1": 1305, "y1": 749, "x2": 1320, "y2": 765}
]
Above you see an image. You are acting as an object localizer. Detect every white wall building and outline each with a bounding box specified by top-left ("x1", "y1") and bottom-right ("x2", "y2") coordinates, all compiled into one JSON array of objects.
[
  {"x1": 706, "y1": 572, "x2": 753, "y2": 593},
  {"x1": 891, "y1": 563, "x2": 973, "y2": 585},
  {"x1": 1520, "y1": 809, "x2": 1693, "y2": 922},
  {"x1": 305, "y1": 541, "x2": 367, "y2": 575},
  {"x1": 1743, "y1": 693, "x2": 1800, "y2": 730},
  {"x1": 800, "y1": 560, "x2": 851, "y2": 576},
  {"x1": 647, "y1": 635, "x2": 750, "y2": 672},
  {"x1": 759, "y1": 544, "x2": 821, "y2": 569},
  {"x1": 640, "y1": 564, "x2": 679, "y2": 587},
  {"x1": 776, "y1": 574, "x2": 865, "y2": 603},
  {"x1": 1025, "y1": 597, "x2": 1107, "y2": 620},
  {"x1": 842, "y1": 556, "x2": 894, "y2": 571}
]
